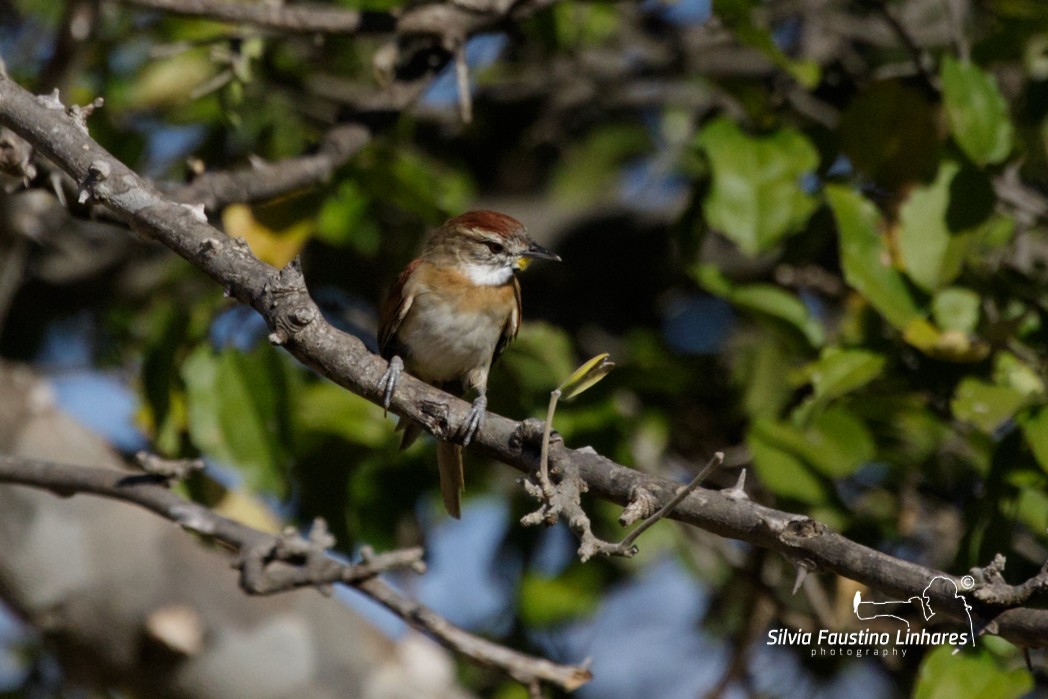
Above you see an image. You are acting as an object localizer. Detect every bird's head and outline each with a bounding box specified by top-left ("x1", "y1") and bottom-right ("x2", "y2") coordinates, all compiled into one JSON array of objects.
[{"x1": 425, "y1": 210, "x2": 560, "y2": 285}]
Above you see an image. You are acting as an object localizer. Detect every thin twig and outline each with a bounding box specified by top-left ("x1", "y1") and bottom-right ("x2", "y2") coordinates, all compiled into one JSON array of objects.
[
  {"x1": 455, "y1": 43, "x2": 473, "y2": 123},
  {"x1": 359, "y1": 577, "x2": 591, "y2": 690},
  {"x1": 538, "y1": 388, "x2": 559, "y2": 499},
  {"x1": 941, "y1": 0, "x2": 970, "y2": 61},
  {"x1": 616, "y1": 451, "x2": 724, "y2": 553},
  {"x1": 869, "y1": 0, "x2": 938, "y2": 93}
]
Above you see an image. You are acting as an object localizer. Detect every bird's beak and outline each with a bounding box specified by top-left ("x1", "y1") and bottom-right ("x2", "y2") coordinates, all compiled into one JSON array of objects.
[{"x1": 522, "y1": 241, "x2": 561, "y2": 262}]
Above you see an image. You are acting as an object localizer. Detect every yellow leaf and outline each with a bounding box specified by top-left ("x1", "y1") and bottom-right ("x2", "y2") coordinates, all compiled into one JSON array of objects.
[
  {"x1": 213, "y1": 488, "x2": 283, "y2": 534},
  {"x1": 222, "y1": 203, "x2": 312, "y2": 267},
  {"x1": 903, "y1": 319, "x2": 990, "y2": 363}
]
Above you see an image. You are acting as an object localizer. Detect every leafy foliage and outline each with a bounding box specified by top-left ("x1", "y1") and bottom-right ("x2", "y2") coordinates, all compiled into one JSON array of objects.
[{"x1": 5, "y1": 0, "x2": 1048, "y2": 696}]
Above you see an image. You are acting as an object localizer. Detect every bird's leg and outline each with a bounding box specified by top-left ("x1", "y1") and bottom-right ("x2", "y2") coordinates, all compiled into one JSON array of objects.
[
  {"x1": 379, "y1": 355, "x2": 404, "y2": 416},
  {"x1": 461, "y1": 393, "x2": 486, "y2": 446}
]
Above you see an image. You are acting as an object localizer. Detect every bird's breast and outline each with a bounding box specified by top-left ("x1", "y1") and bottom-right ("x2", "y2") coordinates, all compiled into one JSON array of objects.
[{"x1": 398, "y1": 270, "x2": 517, "y2": 383}]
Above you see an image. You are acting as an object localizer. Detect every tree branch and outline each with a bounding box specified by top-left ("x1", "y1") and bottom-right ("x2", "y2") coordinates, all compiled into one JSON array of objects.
[
  {"x1": 123, "y1": 0, "x2": 391, "y2": 35},
  {"x1": 2, "y1": 71, "x2": 1047, "y2": 650},
  {"x1": 973, "y1": 554, "x2": 1048, "y2": 608},
  {"x1": 0, "y1": 453, "x2": 592, "y2": 691},
  {"x1": 165, "y1": 124, "x2": 372, "y2": 213}
]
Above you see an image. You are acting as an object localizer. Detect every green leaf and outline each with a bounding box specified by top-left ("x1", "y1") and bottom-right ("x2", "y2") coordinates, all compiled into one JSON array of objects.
[
  {"x1": 1019, "y1": 406, "x2": 1048, "y2": 475},
  {"x1": 519, "y1": 568, "x2": 601, "y2": 626},
  {"x1": 123, "y1": 52, "x2": 218, "y2": 110},
  {"x1": 915, "y1": 645, "x2": 1031, "y2": 699},
  {"x1": 951, "y1": 377, "x2": 1027, "y2": 433},
  {"x1": 139, "y1": 302, "x2": 192, "y2": 455},
  {"x1": 697, "y1": 118, "x2": 819, "y2": 255},
  {"x1": 713, "y1": 0, "x2": 820, "y2": 87},
  {"x1": 552, "y1": 125, "x2": 651, "y2": 206},
  {"x1": 899, "y1": 162, "x2": 988, "y2": 292},
  {"x1": 749, "y1": 408, "x2": 876, "y2": 502},
  {"x1": 993, "y1": 351, "x2": 1044, "y2": 398},
  {"x1": 838, "y1": 80, "x2": 940, "y2": 189},
  {"x1": 183, "y1": 343, "x2": 294, "y2": 493},
  {"x1": 794, "y1": 347, "x2": 886, "y2": 423},
  {"x1": 932, "y1": 287, "x2": 982, "y2": 333},
  {"x1": 352, "y1": 144, "x2": 473, "y2": 224},
  {"x1": 315, "y1": 180, "x2": 380, "y2": 255},
  {"x1": 854, "y1": 394, "x2": 951, "y2": 465},
  {"x1": 751, "y1": 410, "x2": 874, "y2": 480},
  {"x1": 499, "y1": 323, "x2": 578, "y2": 395},
  {"x1": 295, "y1": 381, "x2": 387, "y2": 449},
  {"x1": 548, "y1": 2, "x2": 620, "y2": 47},
  {"x1": 826, "y1": 185, "x2": 923, "y2": 329},
  {"x1": 902, "y1": 318, "x2": 990, "y2": 363},
  {"x1": 694, "y1": 264, "x2": 824, "y2": 346},
  {"x1": 748, "y1": 421, "x2": 829, "y2": 503},
  {"x1": 941, "y1": 56, "x2": 1014, "y2": 166},
  {"x1": 811, "y1": 408, "x2": 876, "y2": 476},
  {"x1": 1013, "y1": 477, "x2": 1048, "y2": 531},
  {"x1": 559, "y1": 353, "x2": 615, "y2": 400},
  {"x1": 806, "y1": 348, "x2": 887, "y2": 406},
  {"x1": 969, "y1": 214, "x2": 1016, "y2": 259},
  {"x1": 730, "y1": 335, "x2": 797, "y2": 419}
]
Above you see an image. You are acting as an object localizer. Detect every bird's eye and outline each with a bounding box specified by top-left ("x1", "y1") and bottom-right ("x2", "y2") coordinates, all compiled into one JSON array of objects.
[{"x1": 483, "y1": 240, "x2": 505, "y2": 254}]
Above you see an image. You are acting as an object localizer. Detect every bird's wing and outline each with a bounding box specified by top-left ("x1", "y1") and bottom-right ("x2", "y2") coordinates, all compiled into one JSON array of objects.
[
  {"x1": 378, "y1": 259, "x2": 422, "y2": 359},
  {"x1": 492, "y1": 276, "x2": 521, "y2": 363}
]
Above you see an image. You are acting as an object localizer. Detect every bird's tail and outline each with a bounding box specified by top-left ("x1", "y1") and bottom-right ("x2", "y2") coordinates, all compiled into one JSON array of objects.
[{"x1": 436, "y1": 441, "x2": 464, "y2": 519}]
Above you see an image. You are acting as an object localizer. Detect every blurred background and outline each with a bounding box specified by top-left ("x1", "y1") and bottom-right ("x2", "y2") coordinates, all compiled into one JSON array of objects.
[{"x1": 0, "y1": 0, "x2": 1047, "y2": 696}]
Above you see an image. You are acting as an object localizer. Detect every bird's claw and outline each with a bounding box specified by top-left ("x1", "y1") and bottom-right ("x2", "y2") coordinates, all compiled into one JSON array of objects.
[
  {"x1": 461, "y1": 395, "x2": 487, "y2": 446},
  {"x1": 380, "y1": 356, "x2": 403, "y2": 416}
]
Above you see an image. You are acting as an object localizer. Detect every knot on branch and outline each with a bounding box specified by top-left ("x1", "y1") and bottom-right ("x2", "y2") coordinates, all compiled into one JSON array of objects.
[
  {"x1": 236, "y1": 518, "x2": 426, "y2": 596},
  {"x1": 35, "y1": 88, "x2": 64, "y2": 111},
  {"x1": 34, "y1": 90, "x2": 104, "y2": 136},
  {"x1": 198, "y1": 238, "x2": 222, "y2": 256},
  {"x1": 510, "y1": 417, "x2": 545, "y2": 456},
  {"x1": 416, "y1": 398, "x2": 453, "y2": 439},
  {"x1": 77, "y1": 160, "x2": 111, "y2": 204},
  {"x1": 67, "y1": 96, "x2": 104, "y2": 135},
  {"x1": 180, "y1": 202, "x2": 207, "y2": 223},
  {"x1": 238, "y1": 517, "x2": 337, "y2": 595},
  {"x1": 619, "y1": 486, "x2": 658, "y2": 526},
  {"x1": 135, "y1": 451, "x2": 204, "y2": 482},
  {"x1": 781, "y1": 517, "x2": 827, "y2": 542},
  {"x1": 263, "y1": 259, "x2": 318, "y2": 345}
]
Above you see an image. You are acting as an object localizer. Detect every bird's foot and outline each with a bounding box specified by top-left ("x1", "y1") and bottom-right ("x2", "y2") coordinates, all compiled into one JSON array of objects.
[
  {"x1": 461, "y1": 395, "x2": 487, "y2": 446},
  {"x1": 379, "y1": 356, "x2": 403, "y2": 416}
]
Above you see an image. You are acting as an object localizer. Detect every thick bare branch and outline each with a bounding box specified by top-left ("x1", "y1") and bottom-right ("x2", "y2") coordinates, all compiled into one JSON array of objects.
[{"x1": 0, "y1": 453, "x2": 593, "y2": 691}]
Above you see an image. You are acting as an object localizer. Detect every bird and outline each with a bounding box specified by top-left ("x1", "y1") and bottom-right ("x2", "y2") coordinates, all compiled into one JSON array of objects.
[{"x1": 377, "y1": 210, "x2": 560, "y2": 518}]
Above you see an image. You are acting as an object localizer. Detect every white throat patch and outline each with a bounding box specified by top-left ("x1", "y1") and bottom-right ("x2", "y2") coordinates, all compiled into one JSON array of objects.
[{"x1": 463, "y1": 263, "x2": 513, "y2": 286}]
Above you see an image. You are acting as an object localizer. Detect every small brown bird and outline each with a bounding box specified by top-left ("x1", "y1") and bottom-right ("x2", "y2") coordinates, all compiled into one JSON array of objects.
[{"x1": 378, "y1": 211, "x2": 560, "y2": 518}]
